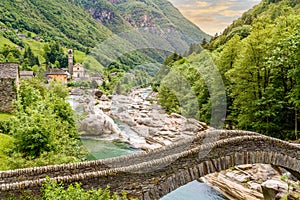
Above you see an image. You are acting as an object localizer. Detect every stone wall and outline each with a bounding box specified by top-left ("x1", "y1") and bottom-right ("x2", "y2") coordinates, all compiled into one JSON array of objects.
[
  {"x1": 0, "y1": 130, "x2": 258, "y2": 183},
  {"x1": 0, "y1": 78, "x2": 17, "y2": 113},
  {"x1": 0, "y1": 131, "x2": 299, "y2": 199}
]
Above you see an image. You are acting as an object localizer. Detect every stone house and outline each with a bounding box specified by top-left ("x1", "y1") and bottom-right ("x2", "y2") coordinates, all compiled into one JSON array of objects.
[
  {"x1": 0, "y1": 63, "x2": 19, "y2": 113},
  {"x1": 45, "y1": 70, "x2": 68, "y2": 84},
  {"x1": 90, "y1": 73, "x2": 104, "y2": 87},
  {"x1": 61, "y1": 68, "x2": 71, "y2": 79},
  {"x1": 17, "y1": 34, "x2": 27, "y2": 39},
  {"x1": 20, "y1": 70, "x2": 35, "y2": 80}
]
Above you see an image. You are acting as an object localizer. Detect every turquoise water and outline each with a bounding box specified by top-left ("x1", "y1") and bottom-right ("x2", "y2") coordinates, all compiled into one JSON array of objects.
[
  {"x1": 82, "y1": 138, "x2": 227, "y2": 200},
  {"x1": 81, "y1": 138, "x2": 138, "y2": 160},
  {"x1": 71, "y1": 93, "x2": 226, "y2": 200},
  {"x1": 161, "y1": 181, "x2": 227, "y2": 200}
]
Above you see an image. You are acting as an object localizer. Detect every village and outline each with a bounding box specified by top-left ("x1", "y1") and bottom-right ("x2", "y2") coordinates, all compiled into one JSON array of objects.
[{"x1": 0, "y1": 49, "x2": 104, "y2": 113}]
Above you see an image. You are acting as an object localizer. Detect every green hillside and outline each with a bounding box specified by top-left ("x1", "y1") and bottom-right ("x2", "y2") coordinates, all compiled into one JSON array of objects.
[
  {"x1": 156, "y1": 0, "x2": 300, "y2": 140},
  {"x1": 0, "y1": 0, "x2": 112, "y2": 51},
  {"x1": 0, "y1": 0, "x2": 209, "y2": 74},
  {"x1": 208, "y1": 0, "x2": 300, "y2": 49},
  {"x1": 81, "y1": 0, "x2": 209, "y2": 42},
  {"x1": 0, "y1": 133, "x2": 14, "y2": 170}
]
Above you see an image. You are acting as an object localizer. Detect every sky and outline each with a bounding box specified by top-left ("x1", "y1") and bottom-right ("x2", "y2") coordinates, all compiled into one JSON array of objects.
[{"x1": 168, "y1": 0, "x2": 261, "y2": 35}]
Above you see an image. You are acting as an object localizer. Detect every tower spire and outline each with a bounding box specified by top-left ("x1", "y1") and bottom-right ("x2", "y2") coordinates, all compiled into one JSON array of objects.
[{"x1": 68, "y1": 49, "x2": 73, "y2": 76}]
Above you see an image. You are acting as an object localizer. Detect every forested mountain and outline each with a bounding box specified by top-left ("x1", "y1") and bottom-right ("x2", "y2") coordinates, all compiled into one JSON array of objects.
[
  {"x1": 0, "y1": 0, "x2": 112, "y2": 50},
  {"x1": 0, "y1": 0, "x2": 209, "y2": 73},
  {"x1": 157, "y1": 0, "x2": 300, "y2": 140},
  {"x1": 207, "y1": 0, "x2": 300, "y2": 50},
  {"x1": 80, "y1": 0, "x2": 208, "y2": 44}
]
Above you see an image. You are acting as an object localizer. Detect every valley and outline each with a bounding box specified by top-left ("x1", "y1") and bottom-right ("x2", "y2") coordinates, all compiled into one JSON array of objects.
[{"x1": 0, "y1": 0, "x2": 299, "y2": 199}]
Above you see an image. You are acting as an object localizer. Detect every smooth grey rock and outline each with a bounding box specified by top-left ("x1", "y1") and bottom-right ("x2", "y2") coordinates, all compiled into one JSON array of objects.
[
  {"x1": 261, "y1": 180, "x2": 288, "y2": 200},
  {"x1": 79, "y1": 111, "x2": 121, "y2": 135}
]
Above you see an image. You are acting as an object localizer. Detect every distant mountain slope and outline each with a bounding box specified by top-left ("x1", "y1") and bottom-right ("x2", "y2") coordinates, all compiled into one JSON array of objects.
[
  {"x1": 0, "y1": 0, "x2": 209, "y2": 73},
  {"x1": 0, "y1": 0, "x2": 112, "y2": 50},
  {"x1": 156, "y1": 0, "x2": 300, "y2": 139},
  {"x1": 81, "y1": 0, "x2": 209, "y2": 43},
  {"x1": 0, "y1": 0, "x2": 208, "y2": 50},
  {"x1": 208, "y1": 0, "x2": 300, "y2": 49}
]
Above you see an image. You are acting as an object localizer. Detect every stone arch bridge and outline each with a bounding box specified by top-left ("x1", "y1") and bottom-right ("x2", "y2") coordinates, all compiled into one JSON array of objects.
[{"x1": 0, "y1": 130, "x2": 299, "y2": 199}]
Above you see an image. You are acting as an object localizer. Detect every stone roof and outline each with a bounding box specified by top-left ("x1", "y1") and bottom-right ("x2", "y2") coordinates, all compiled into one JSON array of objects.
[
  {"x1": 73, "y1": 63, "x2": 83, "y2": 68},
  {"x1": 20, "y1": 71, "x2": 34, "y2": 77},
  {"x1": 0, "y1": 63, "x2": 19, "y2": 79},
  {"x1": 90, "y1": 73, "x2": 104, "y2": 78},
  {"x1": 45, "y1": 71, "x2": 67, "y2": 75}
]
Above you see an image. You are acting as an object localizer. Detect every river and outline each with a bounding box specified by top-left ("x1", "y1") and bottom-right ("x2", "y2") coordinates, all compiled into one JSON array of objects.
[
  {"x1": 69, "y1": 92, "x2": 227, "y2": 200},
  {"x1": 81, "y1": 138, "x2": 227, "y2": 200}
]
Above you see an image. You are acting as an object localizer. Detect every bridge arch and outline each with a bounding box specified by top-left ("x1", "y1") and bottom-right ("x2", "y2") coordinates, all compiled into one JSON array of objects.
[
  {"x1": 140, "y1": 136, "x2": 299, "y2": 199},
  {"x1": 0, "y1": 131, "x2": 299, "y2": 199}
]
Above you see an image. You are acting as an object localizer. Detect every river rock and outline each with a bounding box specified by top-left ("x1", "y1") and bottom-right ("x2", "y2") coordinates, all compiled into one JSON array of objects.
[
  {"x1": 204, "y1": 164, "x2": 300, "y2": 200},
  {"x1": 204, "y1": 173, "x2": 264, "y2": 200},
  {"x1": 100, "y1": 95, "x2": 110, "y2": 101},
  {"x1": 131, "y1": 125, "x2": 149, "y2": 137},
  {"x1": 225, "y1": 171, "x2": 252, "y2": 183},
  {"x1": 248, "y1": 181, "x2": 262, "y2": 192},
  {"x1": 97, "y1": 101, "x2": 111, "y2": 112},
  {"x1": 79, "y1": 110, "x2": 121, "y2": 136},
  {"x1": 70, "y1": 88, "x2": 84, "y2": 96},
  {"x1": 110, "y1": 87, "x2": 209, "y2": 150},
  {"x1": 261, "y1": 180, "x2": 288, "y2": 200},
  {"x1": 94, "y1": 90, "x2": 103, "y2": 99}
]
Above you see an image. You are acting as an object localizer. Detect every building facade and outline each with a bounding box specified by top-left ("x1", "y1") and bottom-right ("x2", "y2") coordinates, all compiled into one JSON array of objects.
[
  {"x1": 73, "y1": 63, "x2": 87, "y2": 79},
  {"x1": 45, "y1": 70, "x2": 68, "y2": 84},
  {"x1": 0, "y1": 63, "x2": 19, "y2": 113}
]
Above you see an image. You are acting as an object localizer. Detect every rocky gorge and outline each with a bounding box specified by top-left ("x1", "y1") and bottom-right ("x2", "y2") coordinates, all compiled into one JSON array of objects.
[
  {"x1": 69, "y1": 87, "x2": 299, "y2": 200},
  {"x1": 71, "y1": 87, "x2": 208, "y2": 151},
  {"x1": 203, "y1": 164, "x2": 300, "y2": 200}
]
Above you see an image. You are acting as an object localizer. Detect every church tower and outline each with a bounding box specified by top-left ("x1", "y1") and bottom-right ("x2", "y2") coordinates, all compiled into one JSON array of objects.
[{"x1": 68, "y1": 49, "x2": 73, "y2": 76}]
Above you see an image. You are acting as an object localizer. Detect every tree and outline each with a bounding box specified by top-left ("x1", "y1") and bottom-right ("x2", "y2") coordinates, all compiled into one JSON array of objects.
[
  {"x1": 9, "y1": 79, "x2": 83, "y2": 161},
  {"x1": 268, "y1": 22, "x2": 300, "y2": 139},
  {"x1": 226, "y1": 14, "x2": 300, "y2": 139},
  {"x1": 44, "y1": 42, "x2": 67, "y2": 68},
  {"x1": 40, "y1": 178, "x2": 132, "y2": 200},
  {"x1": 22, "y1": 46, "x2": 39, "y2": 69},
  {"x1": 163, "y1": 52, "x2": 183, "y2": 66}
]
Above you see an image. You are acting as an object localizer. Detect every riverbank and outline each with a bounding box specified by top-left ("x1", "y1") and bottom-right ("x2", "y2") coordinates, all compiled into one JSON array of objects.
[
  {"x1": 69, "y1": 88, "x2": 299, "y2": 200},
  {"x1": 71, "y1": 87, "x2": 209, "y2": 151},
  {"x1": 203, "y1": 164, "x2": 300, "y2": 200}
]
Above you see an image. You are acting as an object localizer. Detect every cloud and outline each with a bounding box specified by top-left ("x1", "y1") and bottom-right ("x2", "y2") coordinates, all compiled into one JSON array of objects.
[
  {"x1": 169, "y1": 0, "x2": 260, "y2": 35},
  {"x1": 195, "y1": 1, "x2": 211, "y2": 7}
]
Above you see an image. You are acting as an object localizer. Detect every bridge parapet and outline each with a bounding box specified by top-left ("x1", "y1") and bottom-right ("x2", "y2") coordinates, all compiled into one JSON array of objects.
[
  {"x1": 0, "y1": 131, "x2": 299, "y2": 199},
  {"x1": 0, "y1": 130, "x2": 258, "y2": 183}
]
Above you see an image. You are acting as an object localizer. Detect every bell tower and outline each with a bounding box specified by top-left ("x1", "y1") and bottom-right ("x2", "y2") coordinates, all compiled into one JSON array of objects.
[{"x1": 68, "y1": 49, "x2": 73, "y2": 76}]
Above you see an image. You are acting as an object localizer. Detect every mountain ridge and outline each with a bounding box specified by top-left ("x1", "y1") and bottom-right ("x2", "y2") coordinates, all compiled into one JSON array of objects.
[
  {"x1": 0, "y1": 0, "x2": 209, "y2": 73},
  {"x1": 0, "y1": 0, "x2": 209, "y2": 51}
]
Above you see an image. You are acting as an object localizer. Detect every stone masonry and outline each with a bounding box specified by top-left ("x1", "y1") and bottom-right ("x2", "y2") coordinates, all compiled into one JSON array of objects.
[
  {"x1": 0, "y1": 63, "x2": 19, "y2": 113},
  {"x1": 0, "y1": 130, "x2": 299, "y2": 199}
]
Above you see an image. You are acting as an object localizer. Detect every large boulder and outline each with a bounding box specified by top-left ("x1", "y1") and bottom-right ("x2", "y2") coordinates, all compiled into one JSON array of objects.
[
  {"x1": 261, "y1": 180, "x2": 288, "y2": 200},
  {"x1": 79, "y1": 110, "x2": 121, "y2": 136}
]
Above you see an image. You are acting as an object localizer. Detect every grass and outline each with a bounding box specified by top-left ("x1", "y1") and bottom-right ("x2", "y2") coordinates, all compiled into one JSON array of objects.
[
  {"x1": 0, "y1": 133, "x2": 14, "y2": 170},
  {"x1": 83, "y1": 55, "x2": 104, "y2": 73},
  {"x1": 24, "y1": 38, "x2": 46, "y2": 63},
  {"x1": 0, "y1": 113, "x2": 12, "y2": 121},
  {"x1": 73, "y1": 49, "x2": 87, "y2": 63},
  {"x1": 0, "y1": 36, "x2": 16, "y2": 48},
  {"x1": 24, "y1": 39, "x2": 89, "y2": 66}
]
